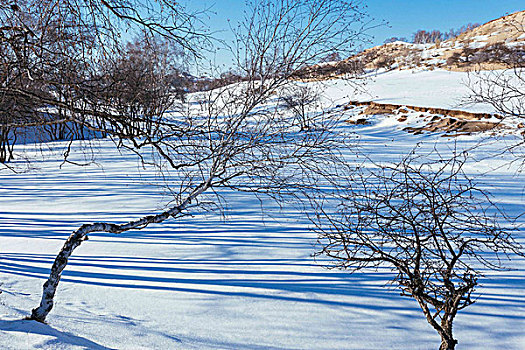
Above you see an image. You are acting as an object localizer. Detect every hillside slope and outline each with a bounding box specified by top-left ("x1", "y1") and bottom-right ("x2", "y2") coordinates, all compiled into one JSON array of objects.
[{"x1": 298, "y1": 10, "x2": 525, "y2": 79}]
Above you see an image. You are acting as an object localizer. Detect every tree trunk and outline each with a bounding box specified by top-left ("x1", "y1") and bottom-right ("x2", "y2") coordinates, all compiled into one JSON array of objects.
[
  {"x1": 30, "y1": 228, "x2": 87, "y2": 322},
  {"x1": 30, "y1": 216, "x2": 178, "y2": 322},
  {"x1": 439, "y1": 335, "x2": 457, "y2": 350}
]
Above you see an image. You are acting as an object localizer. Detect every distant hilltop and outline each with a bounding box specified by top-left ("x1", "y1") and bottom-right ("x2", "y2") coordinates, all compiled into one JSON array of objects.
[{"x1": 297, "y1": 10, "x2": 525, "y2": 79}]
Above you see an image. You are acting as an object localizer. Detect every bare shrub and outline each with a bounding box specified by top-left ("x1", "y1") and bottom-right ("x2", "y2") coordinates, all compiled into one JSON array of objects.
[
  {"x1": 405, "y1": 51, "x2": 422, "y2": 67},
  {"x1": 338, "y1": 59, "x2": 366, "y2": 76},
  {"x1": 375, "y1": 55, "x2": 396, "y2": 70},
  {"x1": 311, "y1": 154, "x2": 523, "y2": 350}
]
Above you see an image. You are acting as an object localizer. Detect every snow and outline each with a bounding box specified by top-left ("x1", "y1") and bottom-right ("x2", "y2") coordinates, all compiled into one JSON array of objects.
[
  {"x1": 1, "y1": 70, "x2": 524, "y2": 349},
  {"x1": 506, "y1": 41, "x2": 525, "y2": 48},
  {"x1": 470, "y1": 34, "x2": 490, "y2": 42},
  {"x1": 469, "y1": 41, "x2": 488, "y2": 49},
  {"x1": 321, "y1": 69, "x2": 504, "y2": 113},
  {"x1": 388, "y1": 40, "x2": 411, "y2": 46},
  {"x1": 420, "y1": 48, "x2": 446, "y2": 59},
  {"x1": 411, "y1": 43, "x2": 434, "y2": 50}
]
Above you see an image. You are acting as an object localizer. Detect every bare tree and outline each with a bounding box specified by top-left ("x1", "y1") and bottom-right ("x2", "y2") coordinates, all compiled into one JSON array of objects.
[
  {"x1": 29, "y1": 0, "x2": 368, "y2": 323},
  {"x1": 411, "y1": 23, "x2": 480, "y2": 45},
  {"x1": 96, "y1": 35, "x2": 185, "y2": 140},
  {"x1": 467, "y1": 61, "x2": 525, "y2": 120},
  {"x1": 310, "y1": 153, "x2": 523, "y2": 350},
  {"x1": 413, "y1": 29, "x2": 442, "y2": 44},
  {"x1": 280, "y1": 85, "x2": 320, "y2": 131}
]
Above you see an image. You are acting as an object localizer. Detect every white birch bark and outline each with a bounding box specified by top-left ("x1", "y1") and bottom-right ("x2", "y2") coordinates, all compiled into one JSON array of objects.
[{"x1": 30, "y1": 181, "x2": 211, "y2": 322}]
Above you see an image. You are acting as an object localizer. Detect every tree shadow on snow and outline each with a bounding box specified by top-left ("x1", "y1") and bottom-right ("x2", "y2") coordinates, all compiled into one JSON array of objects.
[{"x1": 0, "y1": 319, "x2": 113, "y2": 349}]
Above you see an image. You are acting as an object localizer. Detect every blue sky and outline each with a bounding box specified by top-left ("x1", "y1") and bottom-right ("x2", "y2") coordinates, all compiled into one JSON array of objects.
[
  {"x1": 365, "y1": 0, "x2": 524, "y2": 43},
  {"x1": 184, "y1": 0, "x2": 524, "y2": 70}
]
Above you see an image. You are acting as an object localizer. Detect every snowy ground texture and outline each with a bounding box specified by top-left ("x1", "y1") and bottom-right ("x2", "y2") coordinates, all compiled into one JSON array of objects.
[{"x1": 1, "y1": 69, "x2": 524, "y2": 349}]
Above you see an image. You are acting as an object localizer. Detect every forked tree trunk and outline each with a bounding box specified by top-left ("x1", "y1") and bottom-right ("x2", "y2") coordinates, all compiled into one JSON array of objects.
[
  {"x1": 439, "y1": 322, "x2": 457, "y2": 350},
  {"x1": 439, "y1": 309, "x2": 458, "y2": 350},
  {"x1": 414, "y1": 296, "x2": 459, "y2": 350}
]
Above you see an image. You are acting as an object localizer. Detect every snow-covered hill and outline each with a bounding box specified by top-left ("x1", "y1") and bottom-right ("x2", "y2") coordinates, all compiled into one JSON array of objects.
[{"x1": 0, "y1": 70, "x2": 524, "y2": 349}]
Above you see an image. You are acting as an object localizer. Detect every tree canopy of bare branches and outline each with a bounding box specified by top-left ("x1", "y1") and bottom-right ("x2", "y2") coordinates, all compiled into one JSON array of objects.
[
  {"x1": 29, "y1": 0, "x2": 369, "y2": 323},
  {"x1": 0, "y1": 0, "x2": 204, "y2": 163},
  {"x1": 231, "y1": 0, "x2": 368, "y2": 81},
  {"x1": 411, "y1": 23, "x2": 480, "y2": 44}
]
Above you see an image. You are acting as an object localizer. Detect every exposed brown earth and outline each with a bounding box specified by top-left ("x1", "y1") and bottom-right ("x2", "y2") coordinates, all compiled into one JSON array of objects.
[
  {"x1": 454, "y1": 11, "x2": 525, "y2": 46},
  {"x1": 348, "y1": 101, "x2": 500, "y2": 120},
  {"x1": 403, "y1": 119, "x2": 500, "y2": 136},
  {"x1": 362, "y1": 10, "x2": 525, "y2": 72},
  {"x1": 346, "y1": 100, "x2": 505, "y2": 135}
]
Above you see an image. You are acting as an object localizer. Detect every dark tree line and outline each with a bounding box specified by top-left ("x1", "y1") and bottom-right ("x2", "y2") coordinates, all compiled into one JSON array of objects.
[
  {"x1": 412, "y1": 23, "x2": 480, "y2": 44},
  {"x1": 0, "y1": 0, "x2": 203, "y2": 163}
]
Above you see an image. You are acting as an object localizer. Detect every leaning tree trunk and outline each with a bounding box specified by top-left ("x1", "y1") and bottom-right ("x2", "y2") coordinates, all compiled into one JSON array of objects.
[
  {"x1": 30, "y1": 180, "x2": 212, "y2": 322},
  {"x1": 30, "y1": 218, "x2": 175, "y2": 322}
]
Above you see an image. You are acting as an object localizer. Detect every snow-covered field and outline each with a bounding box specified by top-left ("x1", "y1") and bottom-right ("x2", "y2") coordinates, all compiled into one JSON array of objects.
[
  {"x1": 323, "y1": 69, "x2": 505, "y2": 113},
  {"x1": 1, "y1": 70, "x2": 524, "y2": 349}
]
